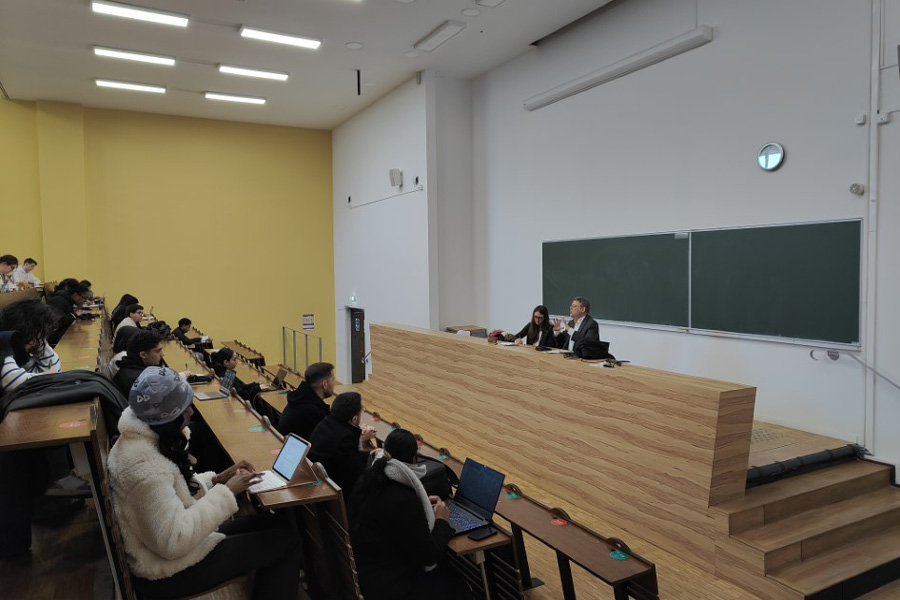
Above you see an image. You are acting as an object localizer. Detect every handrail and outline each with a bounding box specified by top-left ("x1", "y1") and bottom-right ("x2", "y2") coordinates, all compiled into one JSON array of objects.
[
  {"x1": 811, "y1": 349, "x2": 900, "y2": 393},
  {"x1": 281, "y1": 326, "x2": 323, "y2": 371}
]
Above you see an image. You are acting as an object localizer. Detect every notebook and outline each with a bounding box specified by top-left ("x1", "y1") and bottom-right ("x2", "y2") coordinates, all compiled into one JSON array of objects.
[
  {"x1": 445, "y1": 458, "x2": 505, "y2": 535},
  {"x1": 248, "y1": 433, "x2": 313, "y2": 494}
]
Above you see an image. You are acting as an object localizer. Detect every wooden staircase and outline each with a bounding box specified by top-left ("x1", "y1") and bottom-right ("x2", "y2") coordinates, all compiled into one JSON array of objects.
[{"x1": 714, "y1": 460, "x2": 900, "y2": 599}]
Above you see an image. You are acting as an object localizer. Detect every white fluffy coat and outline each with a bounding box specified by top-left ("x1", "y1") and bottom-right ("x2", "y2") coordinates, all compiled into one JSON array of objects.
[{"x1": 107, "y1": 407, "x2": 238, "y2": 580}]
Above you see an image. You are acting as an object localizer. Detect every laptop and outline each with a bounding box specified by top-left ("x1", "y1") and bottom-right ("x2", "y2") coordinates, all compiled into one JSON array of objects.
[
  {"x1": 446, "y1": 458, "x2": 505, "y2": 535},
  {"x1": 271, "y1": 367, "x2": 288, "y2": 388},
  {"x1": 248, "y1": 433, "x2": 314, "y2": 493},
  {"x1": 194, "y1": 389, "x2": 229, "y2": 400}
]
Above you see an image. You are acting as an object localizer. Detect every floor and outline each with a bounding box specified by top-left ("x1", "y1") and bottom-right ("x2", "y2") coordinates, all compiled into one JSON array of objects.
[{"x1": 2, "y1": 420, "x2": 897, "y2": 600}]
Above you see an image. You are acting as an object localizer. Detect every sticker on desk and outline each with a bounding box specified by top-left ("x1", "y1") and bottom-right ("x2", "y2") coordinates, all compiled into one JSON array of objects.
[
  {"x1": 437, "y1": 453, "x2": 449, "y2": 460},
  {"x1": 302, "y1": 313, "x2": 315, "y2": 331},
  {"x1": 248, "y1": 426, "x2": 266, "y2": 432},
  {"x1": 270, "y1": 448, "x2": 281, "y2": 455},
  {"x1": 60, "y1": 420, "x2": 89, "y2": 429},
  {"x1": 550, "y1": 518, "x2": 568, "y2": 526},
  {"x1": 416, "y1": 439, "x2": 423, "y2": 446},
  {"x1": 610, "y1": 550, "x2": 629, "y2": 560},
  {"x1": 505, "y1": 492, "x2": 520, "y2": 499}
]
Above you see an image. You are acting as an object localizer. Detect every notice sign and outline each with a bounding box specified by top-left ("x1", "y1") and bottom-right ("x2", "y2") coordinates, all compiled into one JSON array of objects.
[{"x1": 302, "y1": 313, "x2": 315, "y2": 331}]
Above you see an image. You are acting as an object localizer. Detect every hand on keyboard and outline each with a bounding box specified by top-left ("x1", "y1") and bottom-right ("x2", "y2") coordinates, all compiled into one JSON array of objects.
[{"x1": 248, "y1": 471, "x2": 287, "y2": 494}]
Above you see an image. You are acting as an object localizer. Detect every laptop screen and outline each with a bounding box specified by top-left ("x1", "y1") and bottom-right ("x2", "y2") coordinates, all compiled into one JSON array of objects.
[
  {"x1": 456, "y1": 458, "x2": 505, "y2": 518},
  {"x1": 273, "y1": 434, "x2": 310, "y2": 480}
]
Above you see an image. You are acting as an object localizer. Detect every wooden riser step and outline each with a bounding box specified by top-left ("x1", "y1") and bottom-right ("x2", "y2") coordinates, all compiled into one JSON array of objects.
[
  {"x1": 734, "y1": 487, "x2": 900, "y2": 569},
  {"x1": 769, "y1": 524, "x2": 900, "y2": 599},
  {"x1": 713, "y1": 461, "x2": 891, "y2": 535}
]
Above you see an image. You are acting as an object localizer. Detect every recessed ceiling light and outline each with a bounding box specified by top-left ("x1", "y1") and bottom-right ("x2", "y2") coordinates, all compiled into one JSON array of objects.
[
  {"x1": 364, "y1": 82, "x2": 377, "y2": 87},
  {"x1": 96, "y1": 79, "x2": 165, "y2": 93},
  {"x1": 461, "y1": 8, "x2": 482, "y2": 17},
  {"x1": 240, "y1": 27, "x2": 321, "y2": 50},
  {"x1": 94, "y1": 46, "x2": 175, "y2": 66},
  {"x1": 396, "y1": 0, "x2": 415, "y2": 3},
  {"x1": 345, "y1": 42, "x2": 363, "y2": 50},
  {"x1": 218, "y1": 65, "x2": 288, "y2": 81},
  {"x1": 205, "y1": 92, "x2": 266, "y2": 105},
  {"x1": 413, "y1": 20, "x2": 466, "y2": 52},
  {"x1": 475, "y1": 0, "x2": 505, "y2": 7},
  {"x1": 91, "y1": 1, "x2": 188, "y2": 27},
  {"x1": 404, "y1": 51, "x2": 420, "y2": 58}
]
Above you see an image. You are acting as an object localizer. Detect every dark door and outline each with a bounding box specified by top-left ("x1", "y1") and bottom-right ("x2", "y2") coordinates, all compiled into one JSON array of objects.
[{"x1": 349, "y1": 307, "x2": 366, "y2": 383}]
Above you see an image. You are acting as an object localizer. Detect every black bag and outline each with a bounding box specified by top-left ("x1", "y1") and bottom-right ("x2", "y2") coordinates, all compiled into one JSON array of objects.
[
  {"x1": 417, "y1": 454, "x2": 458, "y2": 500},
  {"x1": 575, "y1": 339, "x2": 615, "y2": 360}
]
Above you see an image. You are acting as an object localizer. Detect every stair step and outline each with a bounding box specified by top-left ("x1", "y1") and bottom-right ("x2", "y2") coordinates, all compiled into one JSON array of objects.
[
  {"x1": 735, "y1": 487, "x2": 900, "y2": 553},
  {"x1": 769, "y1": 524, "x2": 900, "y2": 597},
  {"x1": 714, "y1": 461, "x2": 891, "y2": 534}
]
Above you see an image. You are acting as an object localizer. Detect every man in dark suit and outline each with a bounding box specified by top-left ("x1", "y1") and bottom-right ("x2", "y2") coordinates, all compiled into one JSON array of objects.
[{"x1": 553, "y1": 296, "x2": 600, "y2": 355}]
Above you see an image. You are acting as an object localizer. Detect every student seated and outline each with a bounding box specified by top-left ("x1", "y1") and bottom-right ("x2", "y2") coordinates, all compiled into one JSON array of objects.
[
  {"x1": 513, "y1": 304, "x2": 557, "y2": 347},
  {"x1": 349, "y1": 429, "x2": 469, "y2": 600},
  {"x1": 173, "y1": 318, "x2": 202, "y2": 346},
  {"x1": 365, "y1": 429, "x2": 453, "y2": 499},
  {"x1": 113, "y1": 304, "x2": 144, "y2": 337},
  {"x1": 109, "y1": 327, "x2": 142, "y2": 377},
  {"x1": 113, "y1": 330, "x2": 165, "y2": 396},
  {"x1": 0, "y1": 299, "x2": 61, "y2": 399},
  {"x1": 79, "y1": 280, "x2": 94, "y2": 302},
  {"x1": 108, "y1": 367, "x2": 302, "y2": 599},
  {"x1": 308, "y1": 392, "x2": 377, "y2": 496},
  {"x1": 0, "y1": 255, "x2": 19, "y2": 292},
  {"x1": 45, "y1": 282, "x2": 91, "y2": 346},
  {"x1": 210, "y1": 348, "x2": 267, "y2": 403},
  {"x1": 277, "y1": 362, "x2": 335, "y2": 440},
  {"x1": 11, "y1": 258, "x2": 40, "y2": 288},
  {"x1": 110, "y1": 294, "x2": 139, "y2": 328}
]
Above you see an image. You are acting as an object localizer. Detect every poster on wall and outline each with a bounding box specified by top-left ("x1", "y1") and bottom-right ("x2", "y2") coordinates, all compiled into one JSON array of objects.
[{"x1": 302, "y1": 313, "x2": 315, "y2": 331}]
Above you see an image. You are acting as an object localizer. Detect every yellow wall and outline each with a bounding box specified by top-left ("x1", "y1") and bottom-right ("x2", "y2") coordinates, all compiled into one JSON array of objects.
[
  {"x1": 0, "y1": 98, "x2": 335, "y2": 365},
  {"x1": 0, "y1": 100, "x2": 44, "y2": 280}
]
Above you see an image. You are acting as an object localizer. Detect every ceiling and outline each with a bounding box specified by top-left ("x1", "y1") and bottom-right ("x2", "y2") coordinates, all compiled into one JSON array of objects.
[{"x1": 0, "y1": 0, "x2": 614, "y2": 130}]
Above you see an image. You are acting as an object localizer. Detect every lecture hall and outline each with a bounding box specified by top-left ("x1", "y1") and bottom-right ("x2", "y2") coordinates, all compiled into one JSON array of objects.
[{"x1": 2, "y1": 0, "x2": 900, "y2": 599}]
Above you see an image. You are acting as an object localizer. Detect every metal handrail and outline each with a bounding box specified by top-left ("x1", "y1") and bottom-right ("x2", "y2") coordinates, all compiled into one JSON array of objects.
[{"x1": 282, "y1": 326, "x2": 323, "y2": 371}]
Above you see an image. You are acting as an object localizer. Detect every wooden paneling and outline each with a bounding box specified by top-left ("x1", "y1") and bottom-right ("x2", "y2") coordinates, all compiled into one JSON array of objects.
[{"x1": 367, "y1": 324, "x2": 757, "y2": 572}]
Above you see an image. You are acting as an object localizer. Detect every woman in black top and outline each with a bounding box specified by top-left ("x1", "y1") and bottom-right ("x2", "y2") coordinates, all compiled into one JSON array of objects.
[
  {"x1": 210, "y1": 348, "x2": 264, "y2": 403},
  {"x1": 110, "y1": 294, "x2": 139, "y2": 328},
  {"x1": 513, "y1": 304, "x2": 556, "y2": 347},
  {"x1": 349, "y1": 429, "x2": 469, "y2": 600}
]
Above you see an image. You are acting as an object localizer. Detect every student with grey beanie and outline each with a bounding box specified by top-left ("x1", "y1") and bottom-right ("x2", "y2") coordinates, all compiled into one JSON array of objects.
[{"x1": 107, "y1": 367, "x2": 302, "y2": 599}]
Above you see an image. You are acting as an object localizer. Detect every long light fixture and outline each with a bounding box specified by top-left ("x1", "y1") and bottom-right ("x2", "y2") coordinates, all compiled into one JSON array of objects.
[
  {"x1": 96, "y1": 79, "x2": 166, "y2": 93},
  {"x1": 475, "y1": 0, "x2": 505, "y2": 7},
  {"x1": 205, "y1": 92, "x2": 266, "y2": 105},
  {"x1": 523, "y1": 25, "x2": 713, "y2": 111},
  {"x1": 413, "y1": 20, "x2": 466, "y2": 52},
  {"x1": 240, "y1": 27, "x2": 321, "y2": 50},
  {"x1": 94, "y1": 46, "x2": 175, "y2": 66},
  {"x1": 218, "y1": 65, "x2": 289, "y2": 81},
  {"x1": 91, "y1": 1, "x2": 188, "y2": 27}
]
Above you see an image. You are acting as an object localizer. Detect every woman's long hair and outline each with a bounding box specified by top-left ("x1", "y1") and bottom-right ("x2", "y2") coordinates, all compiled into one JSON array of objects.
[
  {"x1": 209, "y1": 347, "x2": 235, "y2": 377},
  {"x1": 150, "y1": 418, "x2": 199, "y2": 496},
  {"x1": 348, "y1": 429, "x2": 416, "y2": 525},
  {"x1": 526, "y1": 305, "x2": 551, "y2": 341}
]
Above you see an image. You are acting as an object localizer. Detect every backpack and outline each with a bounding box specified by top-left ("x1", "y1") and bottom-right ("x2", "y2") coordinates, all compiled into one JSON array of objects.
[
  {"x1": 575, "y1": 339, "x2": 615, "y2": 360},
  {"x1": 417, "y1": 454, "x2": 459, "y2": 500},
  {"x1": 147, "y1": 320, "x2": 172, "y2": 338}
]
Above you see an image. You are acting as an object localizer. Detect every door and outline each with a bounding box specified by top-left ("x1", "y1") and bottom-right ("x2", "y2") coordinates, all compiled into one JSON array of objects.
[{"x1": 348, "y1": 307, "x2": 366, "y2": 383}]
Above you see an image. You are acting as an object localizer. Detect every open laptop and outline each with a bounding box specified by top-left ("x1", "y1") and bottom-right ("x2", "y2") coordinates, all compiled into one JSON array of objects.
[
  {"x1": 248, "y1": 433, "x2": 314, "y2": 493},
  {"x1": 271, "y1": 367, "x2": 288, "y2": 388},
  {"x1": 194, "y1": 389, "x2": 229, "y2": 400},
  {"x1": 446, "y1": 458, "x2": 505, "y2": 535}
]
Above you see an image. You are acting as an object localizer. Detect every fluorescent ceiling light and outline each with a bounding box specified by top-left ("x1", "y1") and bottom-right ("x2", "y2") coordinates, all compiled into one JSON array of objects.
[
  {"x1": 94, "y1": 46, "x2": 175, "y2": 66},
  {"x1": 523, "y1": 25, "x2": 713, "y2": 111},
  {"x1": 218, "y1": 65, "x2": 288, "y2": 81},
  {"x1": 413, "y1": 20, "x2": 466, "y2": 52},
  {"x1": 205, "y1": 92, "x2": 266, "y2": 105},
  {"x1": 96, "y1": 79, "x2": 165, "y2": 93},
  {"x1": 91, "y1": 1, "x2": 188, "y2": 27},
  {"x1": 476, "y1": 0, "x2": 505, "y2": 7},
  {"x1": 240, "y1": 27, "x2": 321, "y2": 50}
]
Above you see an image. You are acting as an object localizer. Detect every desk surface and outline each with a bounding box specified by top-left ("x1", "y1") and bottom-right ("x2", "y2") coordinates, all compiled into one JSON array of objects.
[
  {"x1": 0, "y1": 401, "x2": 95, "y2": 450},
  {"x1": 222, "y1": 340, "x2": 263, "y2": 361}
]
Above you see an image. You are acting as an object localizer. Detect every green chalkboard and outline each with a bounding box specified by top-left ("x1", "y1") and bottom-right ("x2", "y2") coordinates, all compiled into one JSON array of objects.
[
  {"x1": 690, "y1": 221, "x2": 861, "y2": 344},
  {"x1": 542, "y1": 234, "x2": 689, "y2": 326}
]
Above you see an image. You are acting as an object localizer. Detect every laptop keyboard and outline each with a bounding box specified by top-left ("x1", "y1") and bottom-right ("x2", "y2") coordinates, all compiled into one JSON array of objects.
[
  {"x1": 448, "y1": 505, "x2": 483, "y2": 532},
  {"x1": 247, "y1": 470, "x2": 286, "y2": 494}
]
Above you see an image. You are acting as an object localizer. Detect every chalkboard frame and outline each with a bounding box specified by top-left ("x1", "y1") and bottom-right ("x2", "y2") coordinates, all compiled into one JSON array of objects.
[{"x1": 542, "y1": 219, "x2": 863, "y2": 349}]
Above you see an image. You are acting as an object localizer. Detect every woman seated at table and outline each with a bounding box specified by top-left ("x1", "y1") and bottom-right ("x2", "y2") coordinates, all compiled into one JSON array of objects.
[
  {"x1": 513, "y1": 304, "x2": 556, "y2": 347},
  {"x1": 110, "y1": 293, "x2": 139, "y2": 328},
  {"x1": 210, "y1": 348, "x2": 266, "y2": 403},
  {"x1": 349, "y1": 429, "x2": 470, "y2": 600},
  {"x1": 108, "y1": 367, "x2": 301, "y2": 599}
]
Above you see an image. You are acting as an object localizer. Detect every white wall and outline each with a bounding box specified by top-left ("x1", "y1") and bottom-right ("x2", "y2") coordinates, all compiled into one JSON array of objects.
[
  {"x1": 332, "y1": 77, "x2": 430, "y2": 383},
  {"x1": 472, "y1": 0, "x2": 897, "y2": 459}
]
